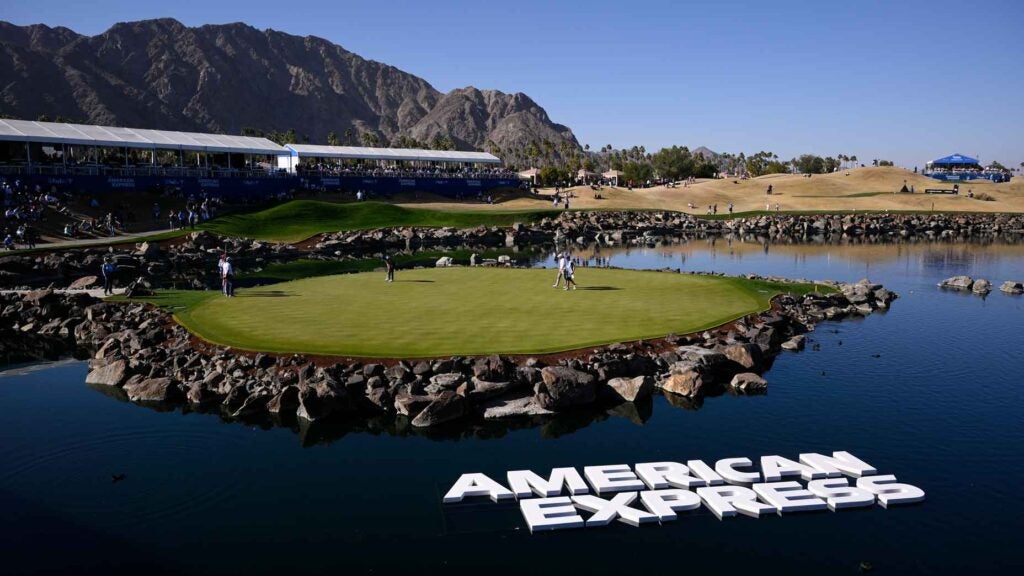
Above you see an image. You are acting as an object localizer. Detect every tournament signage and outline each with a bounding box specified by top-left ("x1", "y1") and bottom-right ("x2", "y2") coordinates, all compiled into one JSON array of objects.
[{"x1": 443, "y1": 451, "x2": 924, "y2": 532}]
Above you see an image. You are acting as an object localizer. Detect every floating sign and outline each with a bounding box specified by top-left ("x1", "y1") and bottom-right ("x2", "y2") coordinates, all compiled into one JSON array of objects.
[{"x1": 442, "y1": 451, "x2": 924, "y2": 532}]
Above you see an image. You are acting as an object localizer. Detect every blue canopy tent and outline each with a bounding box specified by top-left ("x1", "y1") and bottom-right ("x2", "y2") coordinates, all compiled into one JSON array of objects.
[
  {"x1": 930, "y1": 154, "x2": 979, "y2": 165},
  {"x1": 924, "y1": 153, "x2": 1008, "y2": 182}
]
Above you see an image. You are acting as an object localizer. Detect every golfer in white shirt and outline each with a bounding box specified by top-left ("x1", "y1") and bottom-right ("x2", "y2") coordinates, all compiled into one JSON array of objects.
[{"x1": 553, "y1": 252, "x2": 567, "y2": 288}]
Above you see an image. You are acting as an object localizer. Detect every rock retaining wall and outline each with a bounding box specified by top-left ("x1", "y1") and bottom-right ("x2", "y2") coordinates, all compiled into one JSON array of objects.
[{"x1": 1, "y1": 276, "x2": 896, "y2": 433}]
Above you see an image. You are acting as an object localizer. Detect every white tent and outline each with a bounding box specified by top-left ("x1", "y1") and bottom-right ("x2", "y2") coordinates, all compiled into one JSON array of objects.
[
  {"x1": 0, "y1": 118, "x2": 284, "y2": 155},
  {"x1": 283, "y1": 144, "x2": 500, "y2": 164}
]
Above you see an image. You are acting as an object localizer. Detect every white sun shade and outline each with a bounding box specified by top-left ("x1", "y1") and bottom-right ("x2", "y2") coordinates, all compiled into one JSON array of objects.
[
  {"x1": 285, "y1": 144, "x2": 501, "y2": 164},
  {"x1": 0, "y1": 118, "x2": 286, "y2": 155}
]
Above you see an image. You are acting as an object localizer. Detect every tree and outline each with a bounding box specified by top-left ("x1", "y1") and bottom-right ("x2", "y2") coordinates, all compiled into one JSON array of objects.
[
  {"x1": 622, "y1": 161, "x2": 654, "y2": 184},
  {"x1": 824, "y1": 156, "x2": 841, "y2": 173},
  {"x1": 872, "y1": 159, "x2": 879, "y2": 167},
  {"x1": 851, "y1": 155, "x2": 858, "y2": 167},
  {"x1": 651, "y1": 146, "x2": 695, "y2": 181},
  {"x1": 538, "y1": 165, "x2": 568, "y2": 187},
  {"x1": 795, "y1": 154, "x2": 826, "y2": 174},
  {"x1": 327, "y1": 131, "x2": 341, "y2": 146},
  {"x1": 344, "y1": 127, "x2": 355, "y2": 145}
]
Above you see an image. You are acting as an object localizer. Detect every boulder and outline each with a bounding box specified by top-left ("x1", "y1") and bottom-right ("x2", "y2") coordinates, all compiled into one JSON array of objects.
[
  {"x1": 124, "y1": 377, "x2": 180, "y2": 402},
  {"x1": 723, "y1": 343, "x2": 764, "y2": 371},
  {"x1": 394, "y1": 392, "x2": 433, "y2": 417},
  {"x1": 730, "y1": 372, "x2": 767, "y2": 393},
  {"x1": 467, "y1": 378, "x2": 514, "y2": 402},
  {"x1": 658, "y1": 363, "x2": 706, "y2": 398},
  {"x1": 972, "y1": 279, "x2": 992, "y2": 294},
  {"x1": 411, "y1": 391, "x2": 466, "y2": 427},
  {"x1": 675, "y1": 345, "x2": 728, "y2": 369},
  {"x1": 295, "y1": 382, "x2": 344, "y2": 422},
  {"x1": 1000, "y1": 281, "x2": 1024, "y2": 295},
  {"x1": 186, "y1": 381, "x2": 219, "y2": 405},
  {"x1": 134, "y1": 241, "x2": 160, "y2": 257},
  {"x1": 482, "y1": 394, "x2": 555, "y2": 419},
  {"x1": 536, "y1": 366, "x2": 596, "y2": 409},
  {"x1": 267, "y1": 386, "x2": 300, "y2": 414},
  {"x1": 85, "y1": 359, "x2": 128, "y2": 387},
  {"x1": 232, "y1": 391, "x2": 271, "y2": 418},
  {"x1": 426, "y1": 372, "x2": 465, "y2": 396},
  {"x1": 472, "y1": 355, "x2": 512, "y2": 381},
  {"x1": 604, "y1": 375, "x2": 653, "y2": 402},
  {"x1": 938, "y1": 276, "x2": 973, "y2": 290},
  {"x1": 781, "y1": 335, "x2": 806, "y2": 351},
  {"x1": 69, "y1": 275, "x2": 99, "y2": 290}
]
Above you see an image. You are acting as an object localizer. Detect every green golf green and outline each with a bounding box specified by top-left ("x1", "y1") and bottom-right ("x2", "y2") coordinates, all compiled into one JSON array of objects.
[{"x1": 168, "y1": 268, "x2": 818, "y2": 357}]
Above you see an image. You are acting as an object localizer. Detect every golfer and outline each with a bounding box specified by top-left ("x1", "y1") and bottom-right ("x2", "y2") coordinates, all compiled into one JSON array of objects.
[
  {"x1": 553, "y1": 252, "x2": 567, "y2": 288},
  {"x1": 384, "y1": 254, "x2": 395, "y2": 282},
  {"x1": 563, "y1": 258, "x2": 578, "y2": 291},
  {"x1": 221, "y1": 256, "x2": 234, "y2": 297}
]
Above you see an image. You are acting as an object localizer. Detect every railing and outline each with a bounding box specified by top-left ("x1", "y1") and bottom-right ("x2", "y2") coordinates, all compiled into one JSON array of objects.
[
  {"x1": 0, "y1": 164, "x2": 288, "y2": 179},
  {"x1": 0, "y1": 164, "x2": 519, "y2": 181},
  {"x1": 295, "y1": 168, "x2": 519, "y2": 180}
]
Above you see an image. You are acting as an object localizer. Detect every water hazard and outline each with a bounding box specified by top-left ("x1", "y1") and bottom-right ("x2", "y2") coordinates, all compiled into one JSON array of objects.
[{"x1": 2, "y1": 240, "x2": 1023, "y2": 574}]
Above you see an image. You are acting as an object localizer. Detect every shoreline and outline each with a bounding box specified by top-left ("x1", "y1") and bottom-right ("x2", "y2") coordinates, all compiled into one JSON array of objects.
[{"x1": 0, "y1": 275, "x2": 896, "y2": 433}]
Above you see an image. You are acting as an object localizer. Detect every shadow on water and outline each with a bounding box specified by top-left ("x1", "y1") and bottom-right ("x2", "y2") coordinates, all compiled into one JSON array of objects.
[{"x1": 83, "y1": 382, "x2": 725, "y2": 447}]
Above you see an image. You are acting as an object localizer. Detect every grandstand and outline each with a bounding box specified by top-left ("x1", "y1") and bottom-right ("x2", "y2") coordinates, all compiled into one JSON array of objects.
[{"x1": 0, "y1": 119, "x2": 516, "y2": 197}]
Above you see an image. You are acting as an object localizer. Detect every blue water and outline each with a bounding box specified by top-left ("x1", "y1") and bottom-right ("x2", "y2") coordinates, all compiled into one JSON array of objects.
[{"x1": 2, "y1": 241, "x2": 1023, "y2": 574}]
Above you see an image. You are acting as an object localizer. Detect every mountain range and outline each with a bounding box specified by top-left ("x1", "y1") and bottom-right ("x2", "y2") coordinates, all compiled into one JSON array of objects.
[{"x1": 0, "y1": 18, "x2": 578, "y2": 155}]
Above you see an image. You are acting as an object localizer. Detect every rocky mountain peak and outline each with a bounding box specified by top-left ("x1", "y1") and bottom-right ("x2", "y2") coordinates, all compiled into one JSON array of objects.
[{"x1": 0, "y1": 19, "x2": 577, "y2": 156}]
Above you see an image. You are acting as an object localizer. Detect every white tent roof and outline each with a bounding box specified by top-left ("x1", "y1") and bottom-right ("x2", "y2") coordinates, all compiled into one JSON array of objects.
[
  {"x1": 0, "y1": 118, "x2": 286, "y2": 155},
  {"x1": 285, "y1": 144, "x2": 501, "y2": 164}
]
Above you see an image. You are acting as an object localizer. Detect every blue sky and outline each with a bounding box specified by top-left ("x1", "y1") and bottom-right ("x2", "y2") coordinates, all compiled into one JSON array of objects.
[{"x1": 3, "y1": 0, "x2": 1022, "y2": 167}]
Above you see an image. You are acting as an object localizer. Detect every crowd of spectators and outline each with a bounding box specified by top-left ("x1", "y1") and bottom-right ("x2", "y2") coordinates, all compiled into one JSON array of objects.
[{"x1": 294, "y1": 163, "x2": 517, "y2": 180}]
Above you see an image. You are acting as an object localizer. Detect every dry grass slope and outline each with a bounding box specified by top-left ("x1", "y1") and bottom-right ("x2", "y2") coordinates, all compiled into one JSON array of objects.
[{"x1": 402, "y1": 168, "x2": 1024, "y2": 214}]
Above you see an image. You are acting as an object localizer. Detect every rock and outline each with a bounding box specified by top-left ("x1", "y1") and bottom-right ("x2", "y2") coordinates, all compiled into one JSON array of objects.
[
  {"x1": 467, "y1": 378, "x2": 514, "y2": 401},
  {"x1": 186, "y1": 381, "x2": 219, "y2": 405},
  {"x1": 366, "y1": 386, "x2": 393, "y2": 412},
  {"x1": 85, "y1": 359, "x2": 128, "y2": 387},
  {"x1": 124, "y1": 377, "x2": 180, "y2": 402},
  {"x1": 267, "y1": 386, "x2": 299, "y2": 414},
  {"x1": 675, "y1": 345, "x2": 728, "y2": 369},
  {"x1": 232, "y1": 391, "x2": 271, "y2": 418},
  {"x1": 730, "y1": 372, "x2": 767, "y2": 393},
  {"x1": 972, "y1": 279, "x2": 992, "y2": 294},
  {"x1": 938, "y1": 275, "x2": 973, "y2": 290},
  {"x1": 604, "y1": 375, "x2": 653, "y2": 402},
  {"x1": 295, "y1": 387, "x2": 323, "y2": 422},
  {"x1": 658, "y1": 363, "x2": 706, "y2": 398},
  {"x1": 394, "y1": 392, "x2": 433, "y2": 417},
  {"x1": 723, "y1": 343, "x2": 764, "y2": 371},
  {"x1": 1000, "y1": 281, "x2": 1024, "y2": 295},
  {"x1": 536, "y1": 366, "x2": 596, "y2": 409},
  {"x1": 411, "y1": 391, "x2": 466, "y2": 427},
  {"x1": 435, "y1": 256, "x2": 454, "y2": 267},
  {"x1": 482, "y1": 394, "x2": 554, "y2": 419},
  {"x1": 134, "y1": 241, "x2": 160, "y2": 257},
  {"x1": 426, "y1": 372, "x2": 464, "y2": 396},
  {"x1": 472, "y1": 355, "x2": 512, "y2": 381},
  {"x1": 69, "y1": 275, "x2": 99, "y2": 290},
  {"x1": 781, "y1": 335, "x2": 806, "y2": 351}
]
